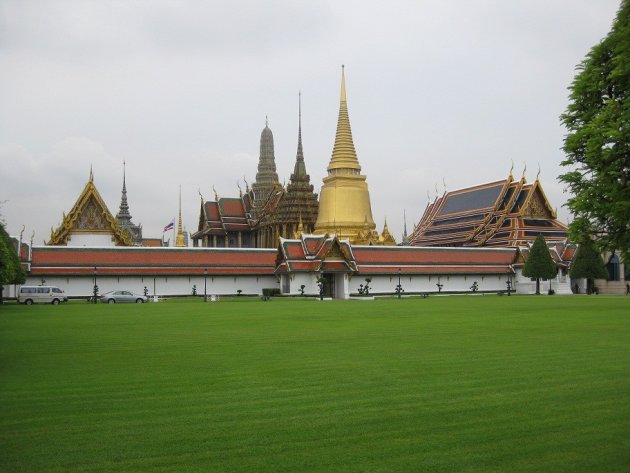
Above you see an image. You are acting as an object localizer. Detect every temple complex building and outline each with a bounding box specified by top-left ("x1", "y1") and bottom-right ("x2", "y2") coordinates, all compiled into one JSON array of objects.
[
  {"x1": 193, "y1": 193, "x2": 255, "y2": 248},
  {"x1": 254, "y1": 94, "x2": 320, "y2": 247},
  {"x1": 192, "y1": 97, "x2": 319, "y2": 249},
  {"x1": 314, "y1": 66, "x2": 391, "y2": 245},
  {"x1": 408, "y1": 172, "x2": 568, "y2": 248},
  {"x1": 48, "y1": 169, "x2": 134, "y2": 247}
]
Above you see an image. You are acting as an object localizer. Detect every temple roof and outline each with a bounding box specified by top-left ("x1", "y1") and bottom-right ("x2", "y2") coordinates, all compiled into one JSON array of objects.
[
  {"x1": 48, "y1": 172, "x2": 132, "y2": 246},
  {"x1": 29, "y1": 246, "x2": 277, "y2": 276},
  {"x1": 409, "y1": 174, "x2": 567, "y2": 248},
  {"x1": 193, "y1": 193, "x2": 255, "y2": 239},
  {"x1": 274, "y1": 234, "x2": 517, "y2": 275}
]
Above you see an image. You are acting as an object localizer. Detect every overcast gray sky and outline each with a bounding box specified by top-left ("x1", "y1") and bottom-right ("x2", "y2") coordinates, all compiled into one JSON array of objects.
[{"x1": 0, "y1": 0, "x2": 621, "y2": 244}]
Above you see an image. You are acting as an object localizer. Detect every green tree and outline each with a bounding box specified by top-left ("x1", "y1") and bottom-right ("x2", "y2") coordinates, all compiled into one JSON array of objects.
[
  {"x1": 569, "y1": 237, "x2": 608, "y2": 294},
  {"x1": 0, "y1": 222, "x2": 26, "y2": 303},
  {"x1": 559, "y1": 1, "x2": 630, "y2": 261},
  {"x1": 522, "y1": 235, "x2": 557, "y2": 295}
]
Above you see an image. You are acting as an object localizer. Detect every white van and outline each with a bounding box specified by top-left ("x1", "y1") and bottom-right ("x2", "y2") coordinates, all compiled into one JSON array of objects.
[{"x1": 18, "y1": 286, "x2": 68, "y2": 305}]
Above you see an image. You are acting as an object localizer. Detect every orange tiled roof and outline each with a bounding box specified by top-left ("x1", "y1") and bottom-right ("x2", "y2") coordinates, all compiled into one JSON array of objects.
[{"x1": 29, "y1": 246, "x2": 277, "y2": 276}]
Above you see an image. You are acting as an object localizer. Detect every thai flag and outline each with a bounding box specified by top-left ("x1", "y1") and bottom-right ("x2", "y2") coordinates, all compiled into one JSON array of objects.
[{"x1": 163, "y1": 220, "x2": 174, "y2": 232}]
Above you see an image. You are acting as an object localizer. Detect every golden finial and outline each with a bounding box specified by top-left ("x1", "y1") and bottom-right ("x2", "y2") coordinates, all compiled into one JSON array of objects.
[
  {"x1": 175, "y1": 185, "x2": 185, "y2": 247},
  {"x1": 509, "y1": 160, "x2": 514, "y2": 179},
  {"x1": 198, "y1": 188, "x2": 204, "y2": 202},
  {"x1": 442, "y1": 177, "x2": 447, "y2": 192},
  {"x1": 212, "y1": 185, "x2": 218, "y2": 201},
  {"x1": 89, "y1": 165, "x2": 93, "y2": 182},
  {"x1": 237, "y1": 180, "x2": 242, "y2": 197},
  {"x1": 243, "y1": 176, "x2": 249, "y2": 192},
  {"x1": 340, "y1": 64, "x2": 347, "y2": 103},
  {"x1": 536, "y1": 163, "x2": 541, "y2": 181},
  {"x1": 521, "y1": 163, "x2": 527, "y2": 180},
  {"x1": 426, "y1": 190, "x2": 431, "y2": 202}
]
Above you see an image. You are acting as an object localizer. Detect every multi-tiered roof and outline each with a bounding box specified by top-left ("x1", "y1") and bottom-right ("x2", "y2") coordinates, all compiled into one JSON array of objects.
[{"x1": 409, "y1": 173, "x2": 568, "y2": 247}]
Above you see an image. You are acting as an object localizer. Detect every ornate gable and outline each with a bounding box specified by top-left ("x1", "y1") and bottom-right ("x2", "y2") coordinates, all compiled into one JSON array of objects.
[
  {"x1": 520, "y1": 180, "x2": 556, "y2": 219},
  {"x1": 48, "y1": 173, "x2": 132, "y2": 246}
]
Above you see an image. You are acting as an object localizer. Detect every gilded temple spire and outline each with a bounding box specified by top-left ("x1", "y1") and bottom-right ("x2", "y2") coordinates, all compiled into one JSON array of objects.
[
  {"x1": 314, "y1": 67, "x2": 389, "y2": 244},
  {"x1": 327, "y1": 65, "x2": 361, "y2": 173},
  {"x1": 175, "y1": 185, "x2": 185, "y2": 247}
]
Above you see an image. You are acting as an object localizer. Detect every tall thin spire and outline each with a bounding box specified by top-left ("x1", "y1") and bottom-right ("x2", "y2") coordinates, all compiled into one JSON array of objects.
[
  {"x1": 293, "y1": 91, "x2": 307, "y2": 178},
  {"x1": 175, "y1": 185, "x2": 185, "y2": 247},
  {"x1": 403, "y1": 209, "x2": 408, "y2": 238},
  {"x1": 117, "y1": 161, "x2": 131, "y2": 221},
  {"x1": 328, "y1": 65, "x2": 361, "y2": 173}
]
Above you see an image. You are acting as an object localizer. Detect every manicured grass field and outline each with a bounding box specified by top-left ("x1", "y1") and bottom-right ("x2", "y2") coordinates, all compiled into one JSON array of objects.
[{"x1": 1, "y1": 295, "x2": 629, "y2": 472}]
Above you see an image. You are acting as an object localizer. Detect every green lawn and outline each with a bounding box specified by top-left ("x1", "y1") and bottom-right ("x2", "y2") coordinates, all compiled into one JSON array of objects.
[{"x1": 1, "y1": 296, "x2": 629, "y2": 472}]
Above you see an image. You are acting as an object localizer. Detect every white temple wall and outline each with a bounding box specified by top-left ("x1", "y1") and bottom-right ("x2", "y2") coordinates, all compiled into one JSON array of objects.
[
  {"x1": 513, "y1": 268, "x2": 573, "y2": 294},
  {"x1": 351, "y1": 274, "x2": 513, "y2": 295},
  {"x1": 66, "y1": 233, "x2": 116, "y2": 247},
  {"x1": 23, "y1": 274, "x2": 279, "y2": 298},
  {"x1": 281, "y1": 273, "x2": 320, "y2": 296}
]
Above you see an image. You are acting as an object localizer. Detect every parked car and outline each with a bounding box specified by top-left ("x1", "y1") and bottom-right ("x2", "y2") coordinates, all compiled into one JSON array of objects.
[
  {"x1": 99, "y1": 290, "x2": 147, "y2": 304},
  {"x1": 18, "y1": 286, "x2": 68, "y2": 305}
]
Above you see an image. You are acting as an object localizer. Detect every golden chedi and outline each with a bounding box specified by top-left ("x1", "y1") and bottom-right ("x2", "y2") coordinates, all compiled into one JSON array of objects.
[{"x1": 315, "y1": 66, "x2": 382, "y2": 245}]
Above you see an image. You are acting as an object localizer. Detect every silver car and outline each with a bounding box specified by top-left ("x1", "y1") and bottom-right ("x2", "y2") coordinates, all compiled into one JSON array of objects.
[{"x1": 99, "y1": 290, "x2": 147, "y2": 304}]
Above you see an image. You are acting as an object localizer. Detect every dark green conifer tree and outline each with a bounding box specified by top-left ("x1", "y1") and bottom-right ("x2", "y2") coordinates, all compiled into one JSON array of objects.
[
  {"x1": 569, "y1": 238, "x2": 608, "y2": 294},
  {"x1": 522, "y1": 235, "x2": 557, "y2": 295}
]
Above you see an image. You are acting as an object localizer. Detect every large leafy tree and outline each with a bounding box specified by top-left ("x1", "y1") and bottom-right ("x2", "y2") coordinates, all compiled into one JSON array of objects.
[
  {"x1": 0, "y1": 222, "x2": 26, "y2": 303},
  {"x1": 522, "y1": 235, "x2": 557, "y2": 295},
  {"x1": 569, "y1": 237, "x2": 608, "y2": 294},
  {"x1": 559, "y1": 0, "x2": 630, "y2": 261}
]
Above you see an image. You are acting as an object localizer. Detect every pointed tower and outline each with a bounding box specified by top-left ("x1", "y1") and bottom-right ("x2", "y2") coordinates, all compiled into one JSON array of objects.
[
  {"x1": 116, "y1": 162, "x2": 142, "y2": 245},
  {"x1": 175, "y1": 186, "x2": 186, "y2": 247},
  {"x1": 251, "y1": 117, "x2": 280, "y2": 218},
  {"x1": 314, "y1": 66, "x2": 378, "y2": 244},
  {"x1": 274, "y1": 92, "x2": 319, "y2": 235}
]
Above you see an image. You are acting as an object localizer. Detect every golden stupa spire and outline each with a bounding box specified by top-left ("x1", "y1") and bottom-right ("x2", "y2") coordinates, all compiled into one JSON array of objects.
[
  {"x1": 313, "y1": 66, "x2": 392, "y2": 244},
  {"x1": 327, "y1": 65, "x2": 361, "y2": 173},
  {"x1": 175, "y1": 185, "x2": 185, "y2": 247}
]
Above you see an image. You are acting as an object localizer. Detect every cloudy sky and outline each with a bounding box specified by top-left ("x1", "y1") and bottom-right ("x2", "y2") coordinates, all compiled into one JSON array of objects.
[{"x1": 0, "y1": 0, "x2": 621, "y2": 244}]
